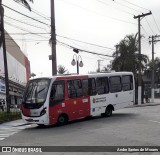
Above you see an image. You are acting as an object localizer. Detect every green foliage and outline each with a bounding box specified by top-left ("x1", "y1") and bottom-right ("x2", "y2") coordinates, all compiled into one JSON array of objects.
[
  {"x1": 57, "y1": 65, "x2": 68, "y2": 74},
  {"x1": 0, "y1": 111, "x2": 21, "y2": 124},
  {"x1": 13, "y1": 0, "x2": 33, "y2": 11},
  {"x1": 111, "y1": 34, "x2": 149, "y2": 76},
  {"x1": 147, "y1": 57, "x2": 160, "y2": 81}
]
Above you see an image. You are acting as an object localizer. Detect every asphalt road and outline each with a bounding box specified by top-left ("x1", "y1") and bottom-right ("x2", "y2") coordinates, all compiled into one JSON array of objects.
[{"x1": 0, "y1": 105, "x2": 160, "y2": 155}]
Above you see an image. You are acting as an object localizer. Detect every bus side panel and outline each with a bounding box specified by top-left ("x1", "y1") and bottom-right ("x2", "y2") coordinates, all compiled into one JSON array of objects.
[
  {"x1": 48, "y1": 97, "x2": 90, "y2": 125},
  {"x1": 65, "y1": 96, "x2": 90, "y2": 120},
  {"x1": 49, "y1": 104, "x2": 62, "y2": 125},
  {"x1": 90, "y1": 94, "x2": 109, "y2": 116}
]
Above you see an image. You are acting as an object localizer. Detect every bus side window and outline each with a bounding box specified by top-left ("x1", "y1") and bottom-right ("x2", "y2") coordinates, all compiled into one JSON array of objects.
[
  {"x1": 82, "y1": 79, "x2": 89, "y2": 96},
  {"x1": 74, "y1": 80, "x2": 83, "y2": 97},
  {"x1": 88, "y1": 78, "x2": 97, "y2": 96},
  {"x1": 122, "y1": 75, "x2": 133, "y2": 91},
  {"x1": 109, "y1": 76, "x2": 122, "y2": 93},
  {"x1": 68, "y1": 80, "x2": 77, "y2": 98},
  {"x1": 96, "y1": 77, "x2": 109, "y2": 95},
  {"x1": 50, "y1": 81, "x2": 64, "y2": 103}
]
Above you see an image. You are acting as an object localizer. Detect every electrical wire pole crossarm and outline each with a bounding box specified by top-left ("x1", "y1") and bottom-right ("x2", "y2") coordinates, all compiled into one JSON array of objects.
[
  {"x1": 133, "y1": 11, "x2": 152, "y2": 105},
  {"x1": 133, "y1": 11, "x2": 152, "y2": 19}
]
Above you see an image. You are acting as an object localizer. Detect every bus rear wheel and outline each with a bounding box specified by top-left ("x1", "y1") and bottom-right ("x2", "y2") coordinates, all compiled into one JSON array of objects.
[
  {"x1": 105, "y1": 106, "x2": 112, "y2": 117},
  {"x1": 57, "y1": 114, "x2": 68, "y2": 126},
  {"x1": 101, "y1": 106, "x2": 112, "y2": 117}
]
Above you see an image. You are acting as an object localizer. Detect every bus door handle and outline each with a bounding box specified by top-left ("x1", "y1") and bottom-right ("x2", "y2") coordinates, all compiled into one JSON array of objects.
[{"x1": 115, "y1": 94, "x2": 118, "y2": 98}]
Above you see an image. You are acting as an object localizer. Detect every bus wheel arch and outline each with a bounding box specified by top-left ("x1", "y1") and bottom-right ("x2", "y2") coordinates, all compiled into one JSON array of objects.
[
  {"x1": 105, "y1": 105, "x2": 114, "y2": 117},
  {"x1": 101, "y1": 104, "x2": 114, "y2": 117},
  {"x1": 57, "y1": 113, "x2": 69, "y2": 126}
]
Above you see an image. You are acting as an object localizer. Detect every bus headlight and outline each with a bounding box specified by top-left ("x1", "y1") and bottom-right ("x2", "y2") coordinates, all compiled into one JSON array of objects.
[{"x1": 40, "y1": 107, "x2": 47, "y2": 116}]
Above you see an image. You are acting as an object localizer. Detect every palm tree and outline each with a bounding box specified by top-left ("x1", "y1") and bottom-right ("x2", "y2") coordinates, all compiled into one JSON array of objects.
[
  {"x1": 0, "y1": 0, "x2": 33, "y2": 112},
  {"x1": 111, "y1": 34, "x2": 149, "y2": 76},
  {"x1": 57, "y1": 65, "x2": 69, "y2": 74}
]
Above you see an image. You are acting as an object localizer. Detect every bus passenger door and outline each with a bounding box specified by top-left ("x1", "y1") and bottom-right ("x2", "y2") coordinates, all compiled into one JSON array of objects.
[
  {"x1": 121, "y1": 75, "x2": 134, "y2": 106},
  {"x1": 109, "y1": 76, "x2": 123, "y2": 109},
  {"x1": 66, "y1": 80, "x2": 90, "y2": 120}
]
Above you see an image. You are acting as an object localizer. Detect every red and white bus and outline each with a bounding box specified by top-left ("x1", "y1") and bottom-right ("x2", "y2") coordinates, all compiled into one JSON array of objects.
[{"x1": 21, "y1": 72, "x2": 135, "y2": 126}]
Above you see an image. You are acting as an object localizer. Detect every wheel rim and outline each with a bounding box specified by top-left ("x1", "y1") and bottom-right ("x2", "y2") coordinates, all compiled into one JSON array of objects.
[
  {"x1": 59, "y1": 116, "x2": 65, "y2": 123},
  {"x1": 106, "y1": 108, "x2": 112, "y2": 116}
]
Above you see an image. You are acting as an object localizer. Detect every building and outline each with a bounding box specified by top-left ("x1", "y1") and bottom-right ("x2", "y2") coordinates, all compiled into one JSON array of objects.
[{"x1": 0, "y1": 31, "x2": 31, "y2": 106}]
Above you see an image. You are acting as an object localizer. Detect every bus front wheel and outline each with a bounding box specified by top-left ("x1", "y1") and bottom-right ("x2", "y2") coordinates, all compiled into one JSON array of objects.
[{"x1": 57, "y1": 114, "x2": 68, "y2": 126}]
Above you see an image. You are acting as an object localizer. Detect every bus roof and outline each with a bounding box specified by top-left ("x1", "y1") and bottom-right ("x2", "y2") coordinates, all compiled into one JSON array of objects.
[{"x1": 29, "y1": 72, "x2": 133, "y2": 81}]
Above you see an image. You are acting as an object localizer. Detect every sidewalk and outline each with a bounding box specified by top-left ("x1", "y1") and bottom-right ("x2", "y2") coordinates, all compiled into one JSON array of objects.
[
  {"x1": 131, "y1": 98, "x2": 160, "y2": 107},
  {"x1": 0, "y1": 119, "x2": 28, "y2": 127}
]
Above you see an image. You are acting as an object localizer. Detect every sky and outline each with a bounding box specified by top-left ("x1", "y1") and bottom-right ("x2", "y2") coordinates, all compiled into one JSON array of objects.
[{"x1": 2, "y1": 0, "x2": 160, "y2": 77}]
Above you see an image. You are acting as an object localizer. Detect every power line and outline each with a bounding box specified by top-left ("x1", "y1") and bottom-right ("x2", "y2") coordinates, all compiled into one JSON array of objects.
[
  {"x1": 5, "y1": 38, "x2": 49, "y2": 42},
  {"x1": 4, "y1": 21, "x2": 50, "y2": 39},
  {"x1": 144, "y1": 17, "x2": 156, "y2": 35},
  {"x1": 152, "y1": 15, "x2": 160, "y2": 34},
  {"x1": 120, "y1": 0, "x2": 150, "y2": 12},
  {"x1": 57, "y1": 35, "x2": 115, "y2": 50},
  {"x1": 61, "y1": 0, "x2": 137, "y2": 25},
  {"x1": 5, "y1": 32, "x2": 50, "y2": 35},
  {"x1": 2, "y1": 4, "x2": 50, "y2": 26},
  {"x1": 12, "y1": 0, "x2": 50, "y2": 21},
  {"x1": 95, "y1": 0, "x2": 134, "y2": 16},
  {"x1": 57, "y1": 40, "x2": 114, "y2": 58},
  {"x1": 112, "y1": 0, "x2": 142, "y2": 13},
  {"x1": 141, "y1": 25, "x2": 149, "y2": 37},
  {"x1": 4, "y1": 15, "x2": 47, "y2": 31}
]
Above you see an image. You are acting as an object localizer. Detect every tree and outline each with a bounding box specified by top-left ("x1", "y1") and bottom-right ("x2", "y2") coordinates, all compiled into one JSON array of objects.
[
  {"x1": 57, "y1": 65, "x2": 68, "y2": 74},
  {"x1": 0, "y1": 0, "x2": 33, "y2": 112},
  {"x1": 146, "y1": 57, "x2": 160, "y2": 82},
  {"x1": 111, "y1": 34, "x2": 149, "y2": 76},
  {"x1": 101, "y1": 63, "x2": 112, "y2": 72}
]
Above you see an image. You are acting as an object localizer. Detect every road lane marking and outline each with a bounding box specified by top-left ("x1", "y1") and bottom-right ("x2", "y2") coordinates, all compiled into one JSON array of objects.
[
  {"x1": 149, "y1": 120, "x2": 160, "y2": 124},
  {"x1": 0, "y1": 125, "x2": 30, "y2": 141}
]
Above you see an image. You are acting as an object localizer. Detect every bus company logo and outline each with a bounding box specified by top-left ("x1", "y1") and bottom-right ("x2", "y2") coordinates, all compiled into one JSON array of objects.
[
  {"x1": 93, "y1": 97, "x2": 106, "y2": 103},
  {"x1": 93, "y1": 98, "x2": 96, "y2": 103}
]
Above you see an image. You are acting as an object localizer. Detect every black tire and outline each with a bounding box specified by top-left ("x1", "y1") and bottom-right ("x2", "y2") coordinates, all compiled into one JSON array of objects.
[
  {"x1": 105, "y1": 106, "x2": 112, "y2": 117},
  {"x1": 57, "y1": 114, "x2": 68, "y2": 126},
  {"x1": 85, "y1": 116, "x2": 92, "y2": 120}
]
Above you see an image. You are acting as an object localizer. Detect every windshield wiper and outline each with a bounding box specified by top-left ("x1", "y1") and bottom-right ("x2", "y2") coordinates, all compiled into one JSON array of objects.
[{"x1": 37, "y1": 88, "x2": 45, "y2": 94}]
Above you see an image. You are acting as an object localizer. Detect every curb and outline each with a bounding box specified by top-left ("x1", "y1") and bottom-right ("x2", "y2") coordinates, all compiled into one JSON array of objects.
[
  {"x1": 0, "y1": 119, "x2": 24, "y2": 127},
  {"x1": 129, "y1": 103, "x2": 160, "y2": 108}
]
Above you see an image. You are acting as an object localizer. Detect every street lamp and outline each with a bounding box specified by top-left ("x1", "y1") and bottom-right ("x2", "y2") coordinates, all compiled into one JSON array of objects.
[{"x1": 71, "y1": 54, "x2": 83, "y2": 74}]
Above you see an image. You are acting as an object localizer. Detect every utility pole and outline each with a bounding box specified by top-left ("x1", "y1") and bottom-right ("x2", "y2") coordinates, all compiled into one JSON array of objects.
[
  {"x1": 50, "y1": 0, "x2": 57, "y2": 75},
  {"x1": 115, "y1": 44, "x2": 120, "y2": 71},
  {"x1": 134, "y1": 11, "x2": 152, "y2": 105},
  {"x1": 149, "y1": 35, "x2": 160, "y2": 103},
  {"x1": 0, "y1": 1, "x2": 10, "y2": 113},
  {"x1": 97, "y1": 60, "x2": 103, "y2": 72}
]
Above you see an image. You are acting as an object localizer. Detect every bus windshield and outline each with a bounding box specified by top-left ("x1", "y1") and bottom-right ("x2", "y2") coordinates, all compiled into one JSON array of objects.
[{"x1": 23, "y1": 79, "x2": 51, "y2": 104}]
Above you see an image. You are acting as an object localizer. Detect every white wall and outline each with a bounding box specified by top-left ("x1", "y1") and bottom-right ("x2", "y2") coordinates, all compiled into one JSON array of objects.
[{"x1": 0, "y1": 47, "x2": 26, "y2": 83}]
